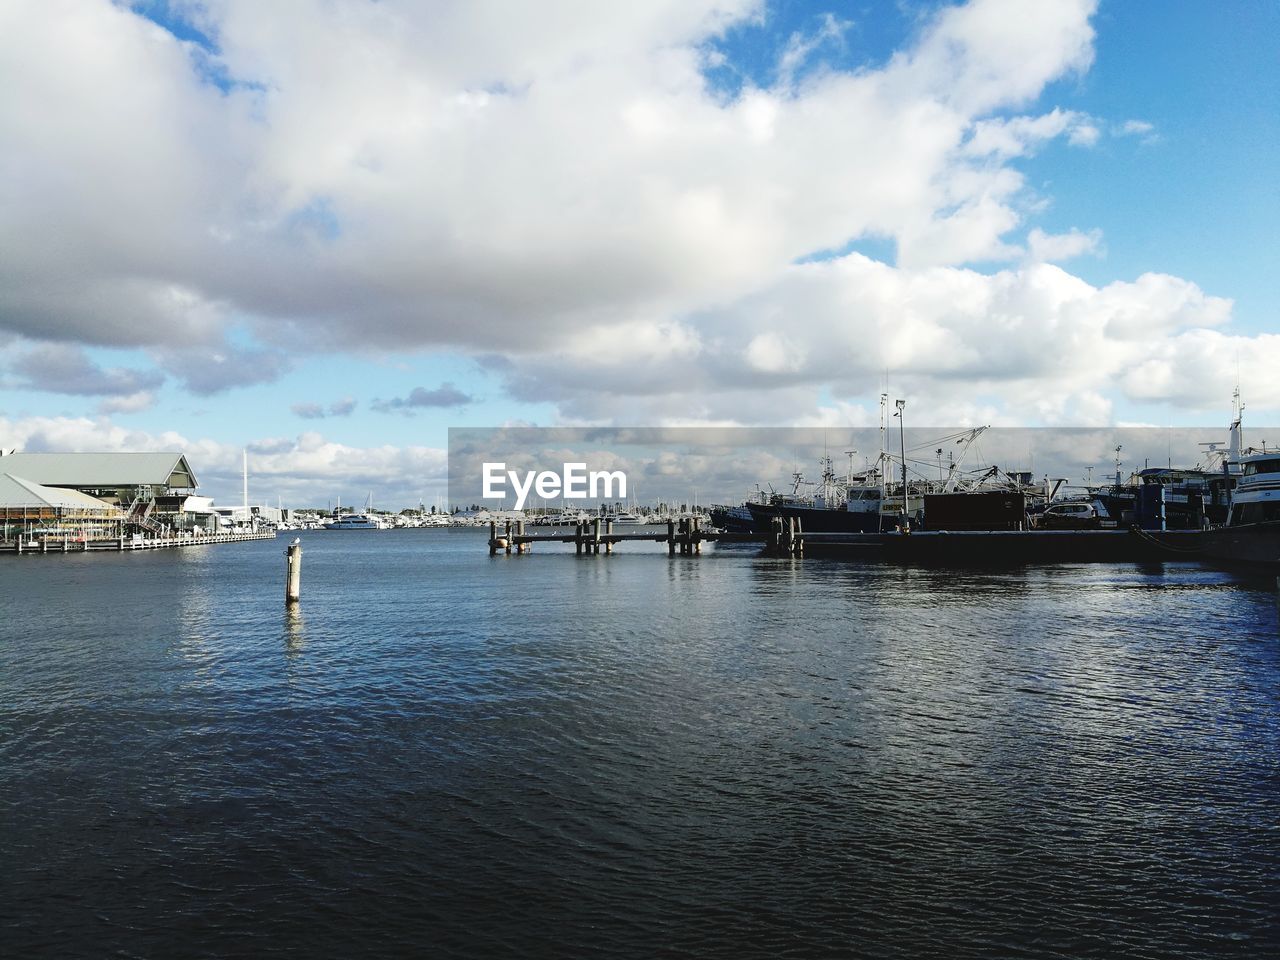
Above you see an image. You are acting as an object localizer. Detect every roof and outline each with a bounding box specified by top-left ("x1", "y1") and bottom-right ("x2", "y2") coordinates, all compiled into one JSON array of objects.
[
  {"x1": 0, "y1": 474, "x2": 120, "y2": 512},
  {"x1": 0, "y1": 452, "x2": 197, "y2": 489}
]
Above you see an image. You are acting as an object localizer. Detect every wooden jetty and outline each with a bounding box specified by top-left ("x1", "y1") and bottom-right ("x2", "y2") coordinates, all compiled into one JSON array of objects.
[
  {"x1": 8, "y1": 529, "x2": 276, "y2": 555},
  {"x1": 489, "y1": 517, "x2": 806, "y2": 557}
]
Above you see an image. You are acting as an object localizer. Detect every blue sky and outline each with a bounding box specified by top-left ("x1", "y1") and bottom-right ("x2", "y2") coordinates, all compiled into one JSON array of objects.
[{"x1": 1, "y1": 0, "x2": 1277, "y2": 504}]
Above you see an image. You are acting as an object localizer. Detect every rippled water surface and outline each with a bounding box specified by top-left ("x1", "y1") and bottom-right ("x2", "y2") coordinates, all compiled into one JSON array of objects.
[{"x1": 3, "y1": 530, "x2": 1279, "y2": 958}]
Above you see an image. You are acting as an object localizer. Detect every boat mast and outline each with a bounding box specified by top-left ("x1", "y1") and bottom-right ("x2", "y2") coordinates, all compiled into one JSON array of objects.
[
  {"x1": 1229, "y1": 385, "x2": 1245, "y2": 467},
  {"x1": 879, "y1": 392, "x2": 887, "y2": 497},
  {"x1": 895, "y1": 399, "x2": 907, "y2": 524}
]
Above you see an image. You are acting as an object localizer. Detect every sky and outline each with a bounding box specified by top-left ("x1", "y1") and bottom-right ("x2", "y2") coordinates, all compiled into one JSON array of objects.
[{"x1": 1, "y1": 0, "x2": 1277, "y2": 507}]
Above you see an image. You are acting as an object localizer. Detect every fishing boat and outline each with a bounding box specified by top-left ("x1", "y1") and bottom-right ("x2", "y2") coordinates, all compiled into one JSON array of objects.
[
  {"x1": 1200, "y1": 448, "x2": 1280, "y2": 565},
  {"x1": 708, "y1": 502, "x2": 758, "y2": 533}
]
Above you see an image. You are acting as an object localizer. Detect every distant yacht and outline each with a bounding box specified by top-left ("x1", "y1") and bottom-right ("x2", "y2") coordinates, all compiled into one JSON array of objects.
[{"x1": 323, "y1": 513, "x2": 387, "y2": 530}]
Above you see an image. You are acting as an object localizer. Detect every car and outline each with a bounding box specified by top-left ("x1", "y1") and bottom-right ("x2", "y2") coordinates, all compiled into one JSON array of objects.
[{"x1": 1037, "y1": 501, "x2": 1102, "y2": 530}]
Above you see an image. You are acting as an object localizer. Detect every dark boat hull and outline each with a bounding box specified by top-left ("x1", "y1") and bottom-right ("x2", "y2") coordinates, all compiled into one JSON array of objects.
[
  {"x1": 797, "y1": 529, "x2": 1206, "y2": 564},
  {"x1": 787, "y1": 524, "x2": 1280, "y2": 567},
  {"x1": 746, "y1": 501, "x2": 883, "y2": 534},
  {"x1": 1197, "y1": 520, "x2": 1280, "y2": 566},
  {"x1": 708, "y1": 507, "x2": 758, "y2": 534}
]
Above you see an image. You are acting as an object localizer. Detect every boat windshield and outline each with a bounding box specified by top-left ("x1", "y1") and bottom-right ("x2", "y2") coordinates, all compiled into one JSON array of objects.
[{"x1": 1243, "y1": 458, "x2": 1280, "y2": 477}]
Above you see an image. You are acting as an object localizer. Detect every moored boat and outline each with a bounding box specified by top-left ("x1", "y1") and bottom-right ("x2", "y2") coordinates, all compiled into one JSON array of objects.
[
  {"x1": 1199, "y1": 449, "x2": 1280, "y2": 565},
  {"x1": 322, "y1": 513, "x2": 388, "y2": 530}
]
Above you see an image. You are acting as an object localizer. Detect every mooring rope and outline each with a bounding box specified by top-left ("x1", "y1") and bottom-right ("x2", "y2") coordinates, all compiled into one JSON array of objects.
[{"x1": 1128, "y1": 525, "x2": 1205, "y2": 555}]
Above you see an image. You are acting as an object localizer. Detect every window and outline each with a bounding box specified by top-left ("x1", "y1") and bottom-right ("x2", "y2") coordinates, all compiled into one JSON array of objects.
[
  {"x1": 1233, "y1": 501, "x2": 1280, "y2": 524},
  {"x1": 1243, "y1": 459, "x2": 1280, "y2": 477}
]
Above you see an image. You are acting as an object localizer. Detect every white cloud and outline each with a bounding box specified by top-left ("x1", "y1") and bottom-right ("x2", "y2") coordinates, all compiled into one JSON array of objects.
[
  {"x1": 2, "y1": 0, "x2": 1104, "y2": 356},
  {"x1": 97, "y1": 391, "x2": 159, "y2": 415},
  {"x1": 1117, "y1": 118, "x2": 1158, "y2": 143},
  {"x1": 1026, "y1": 227, "x2": 1102, "y2": 262},
  {"x1": 2, "y1": 0, "x2": 1268, "y2": 433},
  {"x1": 964, "y1": 109, "x2": 1095, "y2": 159},
  {"x1": 478, "y1": 255, "x2": 1248, "y2": 424}
]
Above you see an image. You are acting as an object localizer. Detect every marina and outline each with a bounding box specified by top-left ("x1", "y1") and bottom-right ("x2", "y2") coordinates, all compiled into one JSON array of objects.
[{"x1": 8, "y1": 2, "x2": 1280, "y2": 956}]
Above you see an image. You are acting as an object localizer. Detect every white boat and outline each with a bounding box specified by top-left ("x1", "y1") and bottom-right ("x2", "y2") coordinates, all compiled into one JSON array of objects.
[
  {"x1": 322, "y1": 513, "x2": 387, "y2": 530},
  {"x1": 606, "y1": 512, "x2": 645, "y2": 525},
  {"x1": 1226, "y1": 450, "x2": 1280, "y2": 526},
  {"x1": 1195, "y1": 394, "x2": 1280, "y2": 565}
]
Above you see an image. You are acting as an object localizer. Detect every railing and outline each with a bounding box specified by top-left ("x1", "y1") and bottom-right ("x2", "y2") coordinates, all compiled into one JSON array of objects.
[{"x1": 124, "y1": 496, "x2": 164, "y2": 534}]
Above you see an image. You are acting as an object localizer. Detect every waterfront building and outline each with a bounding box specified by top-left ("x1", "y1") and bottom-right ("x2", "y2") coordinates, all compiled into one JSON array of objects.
[
  {"x1": 0, "y1": 452, "x2": 209, "y2": 533},
  {"x1": 0, "y1": 473, "x2": 121, "y2": 542}
]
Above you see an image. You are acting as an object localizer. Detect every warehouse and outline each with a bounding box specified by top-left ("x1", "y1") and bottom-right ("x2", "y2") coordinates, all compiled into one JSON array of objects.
[
  {"x1": 0, "y1": 473, "x2": 122, "y2": 543},
  {"x1": 0, "y1": 452, "x2": 207, "y2": 533}
]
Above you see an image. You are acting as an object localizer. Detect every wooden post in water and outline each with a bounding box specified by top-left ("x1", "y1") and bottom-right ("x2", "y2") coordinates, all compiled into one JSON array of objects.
[
  {"x1": 667, "y1": 519, "x2": 676, "y2": 557},
  {"x1": 284, "y1": 540, "x2": 302, "y2": 605},
  {"x1": 605, "y1": 519, "x2": 613, "y2": 554},
  {"x1": 504, "y1": 520, "x2": 513, "y2": 554},
  {"x1": 516, "y1": 519, "x2": 526, "y2": 554},
  {"x1": 693, "y1": 516, "x2": 701, "y2": 554},
  {"x1": 592, "y1": 517, "x2": 602, "y2": 554},
  {"x1": 575, "y1": 521, "x2": 584, "y2": 555},
  {"x1": 489, "y1": 520, "x2": 498, "y2": 556}
]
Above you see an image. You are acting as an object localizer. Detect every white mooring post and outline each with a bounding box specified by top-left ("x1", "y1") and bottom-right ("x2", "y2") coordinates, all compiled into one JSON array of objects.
[{"x1": 285, "y1": 539, "x2": 302, "y2": 605}]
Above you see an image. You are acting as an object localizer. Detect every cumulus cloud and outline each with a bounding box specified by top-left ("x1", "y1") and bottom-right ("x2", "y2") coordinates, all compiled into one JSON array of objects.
[
  {"x1": 2, "y1": 0, "x2": 1103, "y2": 355},
  {"x1": 1, "y1": 0, "x2": 1267, "y2": 429},
  {"x1": 1026, "y1": 227, "x2": 1102, "y2": 262},
  {"x1": 4, "y1": 344, "x2": 164, "y2": 397},
  {"x1": 97, "y1": 391, "x2": 159, "y2": 415},
  {"x1": 482, "y1": 254, "x2": 1245, "y2": 425},
  {"x1": 372, "y1": 383, "x2": 474, "y2": 413},
  {"x1": 291, "y1": 396, "x2": 357, "y2": 419},
  {"x1": 151, "y1": 342, "x2": 291, "y2": 395}
]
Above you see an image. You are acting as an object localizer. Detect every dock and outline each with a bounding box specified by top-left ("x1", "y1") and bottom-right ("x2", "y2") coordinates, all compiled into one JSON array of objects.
[
  {"x1": 8, "y1": 529, "x2": 277, "y2": 554},
  {"x1": 490, "y1": 517, "x2": 752, "y2": 556},
  {"x1": 488, "y1": 517, "x2": 1237, "y2": 564}
]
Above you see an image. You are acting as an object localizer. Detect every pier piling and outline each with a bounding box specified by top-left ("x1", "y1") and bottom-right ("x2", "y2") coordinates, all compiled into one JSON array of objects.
[{"x1": 285, "y1": 540, "x2": 302, "y2": 604}]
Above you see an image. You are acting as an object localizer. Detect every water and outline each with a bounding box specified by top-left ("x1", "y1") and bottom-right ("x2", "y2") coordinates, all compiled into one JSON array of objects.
[{"x1": 2, "y1": 530, "x2": 1278, "y2": 958}]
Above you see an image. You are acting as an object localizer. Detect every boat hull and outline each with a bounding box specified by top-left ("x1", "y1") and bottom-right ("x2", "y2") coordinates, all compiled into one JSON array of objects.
[
  {"x1": 1196, "y1": 520, "x2": 1280, "y2": 566},
  {"x1": 799, "y1": 529, "x2": 1208, "y2": 564},
  {"x1": 709, "y1": 507, "x2": 758, "y2": 534},
  {"x1": 746, "y1": 502, "x2": 882, "y2": 534}
]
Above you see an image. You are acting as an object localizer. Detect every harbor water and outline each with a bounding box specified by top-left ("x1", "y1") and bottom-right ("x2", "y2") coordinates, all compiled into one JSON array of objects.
[{"x1": 2, "y1": 530, "x2": 1278, "y2": 958}]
